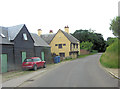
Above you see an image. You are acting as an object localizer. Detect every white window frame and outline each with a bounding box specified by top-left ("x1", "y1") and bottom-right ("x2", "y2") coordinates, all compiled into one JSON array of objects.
[
  {"x1": 23, "y1": 33, "x2": 28, "y2": 40},
  {"x1": 0, "y1": 33, "x2": 5, "y2": 38}
]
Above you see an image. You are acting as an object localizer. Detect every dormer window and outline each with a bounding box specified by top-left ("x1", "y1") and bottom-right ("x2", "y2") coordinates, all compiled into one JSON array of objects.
[
  {"x1": 23, "y1": 33, "x2": 28, "y2": 40},
  {"x1": 0, "y1": 33, "x2": 5, "y2": 38}
]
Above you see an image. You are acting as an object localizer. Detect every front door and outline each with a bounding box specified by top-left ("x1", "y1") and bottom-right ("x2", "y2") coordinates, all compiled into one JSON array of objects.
[
  {"x1": 1, "y1": 54, "x2": 7, "y2": 73},
  {"x1": 22, "y1": 52, "x2": 26, "y2": 63},
  {"x1": 41, "y1": 52, "x2": 44, "y2": 61}
]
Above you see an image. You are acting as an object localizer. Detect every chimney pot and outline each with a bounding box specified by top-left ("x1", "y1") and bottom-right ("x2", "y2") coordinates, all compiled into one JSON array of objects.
[
  {"x1": 38, "y1": 29, "x2": 42, "y2": 36},
  {"x1": 49, "y1": 30, "x2": 53, "y2": 33},
  {"x1": 64, "y1": 25, "x2": 69, "y2": 33}
]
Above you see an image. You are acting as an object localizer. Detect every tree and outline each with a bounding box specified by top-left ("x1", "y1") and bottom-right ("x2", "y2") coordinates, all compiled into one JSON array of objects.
[
  {"x1": 71, "y1": 29, "x2": 106, "y2": 52},
  {"x1": 109, "y1": 16, "x2": 120, "y2": 38},
  {"x1": 80, "y1": 41, "x2": 93, "y2": 51}
]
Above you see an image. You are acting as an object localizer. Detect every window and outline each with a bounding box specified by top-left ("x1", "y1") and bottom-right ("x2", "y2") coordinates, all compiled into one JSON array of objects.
[
  {"x1": 24, "y1": 59, "x2": 33, "y2": 62},
  {"x1": 76, "y1": 44, "x2": 78, "y2": 48},
  {"x1": 55, "y1": 44, "x2": 58, "y2": 46},
  {"x1": 23, "y1": 33, "x2": 28, "y2": 40},
  {"x1": 73, "y1": 44, "x2": 75, "y2": 48},
  {"x1": 63, "y1": 44, "x2": 66, "y2": 46},
  {"x1": 33, "y1": 58, "x2": 41, "y2": 62},
  {"x1": 59, "y1": 53, "x2": 65, "y2": 57},
  {"x1": 0, "y1": 33, "x2": 5, "y2": 38},
  {"x1": 70, "y1": 43, "x2": 72, "y2": 50},
  {"x1": 58, "y1": 44, "x2": 62, "y2": 48}
]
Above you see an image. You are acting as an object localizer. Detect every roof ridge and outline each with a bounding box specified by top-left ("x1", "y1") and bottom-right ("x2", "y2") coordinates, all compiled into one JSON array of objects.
[
  {"x1": 7, "y1": 24, "x2": 25, "y2": 28},
  {"x1": 31, "y1": 33, "x2": 50, "y2": 47},
  {"x1": 60, "y1": 29, "x2": 79, "y2": 43}
]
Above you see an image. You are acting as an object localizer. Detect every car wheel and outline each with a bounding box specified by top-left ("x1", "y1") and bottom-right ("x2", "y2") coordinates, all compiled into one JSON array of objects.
[
  {"x1": 33, "y1": 65, "x2": 37, "y2": 71},
  {"x1": 43, "y1": 63, "x2": 46, "y2": 68}
]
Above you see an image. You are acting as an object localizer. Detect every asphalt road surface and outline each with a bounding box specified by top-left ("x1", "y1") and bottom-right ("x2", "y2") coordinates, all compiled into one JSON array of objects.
[{"x1": 20, "y1": 53, "x2": 118, "y2": 87}]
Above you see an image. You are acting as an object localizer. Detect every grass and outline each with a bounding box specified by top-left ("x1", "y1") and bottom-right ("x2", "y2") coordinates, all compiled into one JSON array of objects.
[
  {"x1": 61, "y1": 58, "x2": 75, "y2": 62},
  {"x1": 78, "y1": 53, "x2": 97, "y2": 58},
  {"x1": 100, "y1": 38, "x2": 120, "y2": 68}
]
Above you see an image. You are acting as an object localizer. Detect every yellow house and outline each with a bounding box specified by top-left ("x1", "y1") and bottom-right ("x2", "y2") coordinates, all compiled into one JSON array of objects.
[{"x1": 40, "y1": 26, "x2": 80, "y2": 58}]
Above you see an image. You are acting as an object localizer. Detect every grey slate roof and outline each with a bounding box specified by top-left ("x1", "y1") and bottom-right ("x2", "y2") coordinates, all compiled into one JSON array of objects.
[
  {"x1": 8, "y1": 24, "x2": 24, "y2": 40},
  {"x1": 0, "y1": 27, "x2": 14, "y2": 45},
  {"x1": 41, "y1": 33, "x2": 55, "y2": 44},
  {"x1": 60, "y1": 30, "x2": 79, "y2": 44},
  {"x1": 0, "y1": 24, "x2": 25, "y2": 44},
  {"x1": 0, "y1": 24, "x2": 50, "y2": 47},
  {"x1": 41, "y1": 30, "x2": 79, "y2": 44},
  {"x1": 31, "y1": 33, "x2": 50, "y2": 47}
]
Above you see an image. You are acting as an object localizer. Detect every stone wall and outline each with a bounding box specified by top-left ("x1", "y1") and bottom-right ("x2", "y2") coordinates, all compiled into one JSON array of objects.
[{"x1": 80, "y1": 49, "x2": 90, "y2": 55}]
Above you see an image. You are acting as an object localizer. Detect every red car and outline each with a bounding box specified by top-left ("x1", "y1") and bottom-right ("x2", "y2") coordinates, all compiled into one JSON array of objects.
[{"x1": 22, "y1": 57, "x2": 46, "y2": 71}]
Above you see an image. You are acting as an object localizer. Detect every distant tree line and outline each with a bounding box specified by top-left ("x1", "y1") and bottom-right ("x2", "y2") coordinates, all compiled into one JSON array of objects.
[
  {"x1": 71, "y1": 16, "x2": 120, "y2": 52},
  {"x1": 71, "y1": 29, "x2": 106, "y2": 52}
]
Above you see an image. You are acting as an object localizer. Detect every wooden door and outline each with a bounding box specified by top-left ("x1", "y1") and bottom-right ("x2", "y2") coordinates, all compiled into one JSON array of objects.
[
  {"x1": 41, "y1": 52, "x2": 44, "y2": 61},
  {"x1": 1, "y1": 54, "x2": 7, "y2": 73},
  {"x1": 22, "y1": 52, "x2": 26, "y2": 63}
]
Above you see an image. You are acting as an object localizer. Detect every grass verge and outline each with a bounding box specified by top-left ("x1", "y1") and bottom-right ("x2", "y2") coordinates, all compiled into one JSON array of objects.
[
  {"x1": 100, "y1": 38, "x2": 120, "y2": 68},
  {"x1": 78, "y1": 53, "x2": 96, "y2": 58}
]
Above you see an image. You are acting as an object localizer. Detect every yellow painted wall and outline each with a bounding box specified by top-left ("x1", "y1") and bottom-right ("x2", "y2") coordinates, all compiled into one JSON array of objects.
[
  {"x1": 50, "y1": 30, "x2": 80, "y2": 58},
  {"x1": 50, "y1": 30, "x2": 71, "y2": 57},
  {"x1": 77, "y1": 42, "x2": 80, "y2": 55}
]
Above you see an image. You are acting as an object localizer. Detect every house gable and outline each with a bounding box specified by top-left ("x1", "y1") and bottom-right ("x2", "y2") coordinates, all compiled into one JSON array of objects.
[
  {"x1": 13, "y1": 25, "x2": 34, "y2": 48},
  {"x1": 50, "y1": 29, "x2": 71, "y2": 57},
  {"x1": 50, "y1": 29, "x2": 80, "y2": 57},
  {"x1": 13, "y1": 25, "x2": 35, "y2": 68}
]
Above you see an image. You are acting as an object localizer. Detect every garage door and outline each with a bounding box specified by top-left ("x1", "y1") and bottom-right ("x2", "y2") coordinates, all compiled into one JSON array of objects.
[{"x1": 1, "y1": 54, "x2": 7, "y2": 73}]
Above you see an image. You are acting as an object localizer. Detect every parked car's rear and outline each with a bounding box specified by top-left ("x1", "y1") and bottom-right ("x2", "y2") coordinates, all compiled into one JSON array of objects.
[{"x1": 22, "y1": 57, "x2": 46, "y2": 71}]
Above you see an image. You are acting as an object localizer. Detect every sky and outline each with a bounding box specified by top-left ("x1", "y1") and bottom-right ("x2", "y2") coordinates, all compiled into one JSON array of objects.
[{"x1": 0, "y1": 0, "x2": 119, "y2": 40}]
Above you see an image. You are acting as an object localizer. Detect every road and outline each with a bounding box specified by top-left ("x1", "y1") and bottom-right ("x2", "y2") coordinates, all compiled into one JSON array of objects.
[{"x1": 20, "y1": 53, "x2": 118, "y2": 87}]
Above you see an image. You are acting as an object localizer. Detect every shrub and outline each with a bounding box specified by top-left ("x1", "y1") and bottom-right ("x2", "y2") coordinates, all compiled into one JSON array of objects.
[
  {"x1": 90, "y1": 50, "x2": 98, "y2": 53},
  {"x1": 65, "y1": 56, "x2": 72, "y2": 60}
]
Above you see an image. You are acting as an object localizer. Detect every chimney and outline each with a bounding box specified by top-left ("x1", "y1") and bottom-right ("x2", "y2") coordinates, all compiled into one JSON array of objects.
[
  {"x1": 49, "y1": 30, "x2": 53, "y2": 33},
  {"x1": 64, "y1": 25, "x2": 69, "y2": 33},
  {"x1": 38, "y1": 29, "x2": 42, "y2": 36}
]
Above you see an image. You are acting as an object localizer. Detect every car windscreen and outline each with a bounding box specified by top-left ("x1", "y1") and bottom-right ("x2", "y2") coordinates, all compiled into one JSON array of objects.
[
  {"x1": 24, "y1": 59, "x2": 33, "y2": 62},
  {"x1": 33, "y1": 58, "x2": 41, "y2": 62}
]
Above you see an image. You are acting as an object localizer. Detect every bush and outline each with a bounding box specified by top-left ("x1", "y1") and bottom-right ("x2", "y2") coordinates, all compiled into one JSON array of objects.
[
  {"x1": 64, "y1": 56, "x2": 72, "y2": 60},
  {"x1": 90, "y1": 50, "x2": 98, "y2": 53},
  {"x1": 80, "y1": 41, "x2": 93, "y2": 51}
]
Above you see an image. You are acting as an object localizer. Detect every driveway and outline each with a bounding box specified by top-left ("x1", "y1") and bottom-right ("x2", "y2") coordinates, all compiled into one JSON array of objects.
[{"x1": 19, "y1": 53, "x2": 119, "y2": 87}]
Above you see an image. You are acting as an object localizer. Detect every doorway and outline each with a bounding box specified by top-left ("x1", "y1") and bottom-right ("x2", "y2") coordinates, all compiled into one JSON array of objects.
[
  {"x1": 22, "y1": 52, "x2": 26, "y2": 63},
  {"x1": 41, "y1": 52, "x2": 44, "y2": 61},
  {"x1": 1, "y1": 54, "x2": 7, "y2": 73}
]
